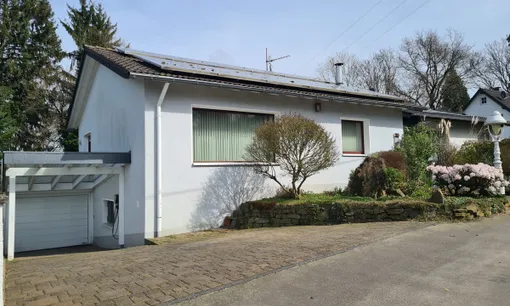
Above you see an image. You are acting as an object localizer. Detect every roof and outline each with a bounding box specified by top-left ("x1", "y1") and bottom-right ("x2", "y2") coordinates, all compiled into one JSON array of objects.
[
  {"x1": 80, "y1": 46, "x2": 421, "y2": 110},
  {"x1": 468, "y1": 88, "x2": 510, "y2": 112},
  {"x1": 404, "y1": 109, "x2": 485, "y2": 123}
]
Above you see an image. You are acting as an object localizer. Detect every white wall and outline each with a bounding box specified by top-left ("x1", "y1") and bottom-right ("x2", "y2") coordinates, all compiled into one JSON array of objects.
[
  {"x1": 449, "y1": 121, "x2": 482, "y2": 147},
  {"x1": 144, "y1": 82, "x2": 404, "y2": 236},
  {"x1": 420, "y1": 118, "x2": 481, "y2": 147},
  {"x1": 465, "y1": 93, "x2": 510, "y2": 139},
  {"x1": 79, "y1": 61, "x2": 146, "y2": 246},
  {"x1": 90, "y1": 176, "x2": 119, "y2": 249}
]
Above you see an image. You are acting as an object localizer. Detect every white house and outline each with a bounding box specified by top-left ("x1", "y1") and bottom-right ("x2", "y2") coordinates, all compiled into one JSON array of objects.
[
  {"x1": 2, "y1": 46, "x2": 422, "y2": 258},
  {"x1": 464, "y1": 88, "x2": 510, "y2": 139}
]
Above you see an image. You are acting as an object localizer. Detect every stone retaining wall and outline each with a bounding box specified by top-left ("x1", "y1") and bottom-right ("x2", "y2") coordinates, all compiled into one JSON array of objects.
[{"x1": 232, "y1": 201, "x2": 442, "y2": 229}]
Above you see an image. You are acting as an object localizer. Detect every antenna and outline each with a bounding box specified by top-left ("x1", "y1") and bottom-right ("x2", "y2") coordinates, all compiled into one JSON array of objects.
[{"x1": 266, "y1": 48, "x2": 290, "y2": 71}]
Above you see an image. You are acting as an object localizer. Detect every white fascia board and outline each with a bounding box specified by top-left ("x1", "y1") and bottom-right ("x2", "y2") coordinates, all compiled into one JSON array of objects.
[
  {"x1": 67, "y1": 57, "x2": 99, "y2": 129},
  {"x1": 6, "y1": 166, "x2": 121, "y2": 177},
  {"x1": 15, "y1": 182, "x2": 96, "y2": 192}
]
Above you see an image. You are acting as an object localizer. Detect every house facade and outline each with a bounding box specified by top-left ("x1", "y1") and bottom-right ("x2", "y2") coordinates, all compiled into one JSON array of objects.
[
  {"x1": 3, "y1": 47, "x2": 421, "y2": 256},
  {"x1": 464, "y1": 88, "x2": 510, "y2": 139},
  {"x1": 403, "y1": 109, "x2": 484, "y2": 147}
]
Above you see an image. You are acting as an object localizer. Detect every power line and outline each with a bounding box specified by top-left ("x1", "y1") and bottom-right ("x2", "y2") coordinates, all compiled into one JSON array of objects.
[
  {"x1": 299, "y1": 0, "x2": 383, "y2": 70},
  {"x1": 363, "y1": 0, "x2": 432, "y2": 48},
  {"x1": 343, "y1": 0, "x2": 409, "y2": 51}
]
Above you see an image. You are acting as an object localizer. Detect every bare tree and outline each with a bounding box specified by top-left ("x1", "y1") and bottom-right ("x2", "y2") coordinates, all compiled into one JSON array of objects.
[
  {"x1": 245, "y1": 114, "x2": 338, "y2": 199},
  {"x1": 398, "y1": 30, "x2": 479, "y2": 109},
  {"x1": 316, "y1": 51, "x2": 363, "y2": 87},
  {"x1": 357, "y1": 49, "x2": 401, "y2": 95},
  {"x1": 316, "y1": 50, "x2": 402, "y2": 96},
  {"x1": 474, "y1": 39, "x2": 510, "y2": 92}
]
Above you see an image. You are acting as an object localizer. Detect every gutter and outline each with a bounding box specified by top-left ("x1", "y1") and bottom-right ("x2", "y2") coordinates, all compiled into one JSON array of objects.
[
  {"x1": 130, "y1": 72, "x2": 424, "y2": 111},
  {"x1": 155, "y1": 83, "x2": 169, "y2": 237}
]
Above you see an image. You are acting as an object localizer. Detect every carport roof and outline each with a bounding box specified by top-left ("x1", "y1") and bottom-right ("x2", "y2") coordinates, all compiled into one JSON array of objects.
[
  {"x1": 3, "y1": 151, "x2": 131, "y2": 166},
  {"x1": 2, "y1": 152, "x2": 130, "y2": 192}
]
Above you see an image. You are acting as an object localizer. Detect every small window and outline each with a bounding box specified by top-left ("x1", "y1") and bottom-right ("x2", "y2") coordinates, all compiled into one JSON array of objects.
[
  {"x1": 481, "y1": 97, "x2": 487, "y2": 104},
  {"x1": 104, "y1": 200, "x2": 116, "y2": 225},
  {"x1": 192, "y1": 108, "x2": 274, "y2": 162},
  {"x1": 84, "y1": 133, "x2": 91, "y2": 152},
  {"x1": 342, "y1": 120, "x2": 364, "y2": 154}
]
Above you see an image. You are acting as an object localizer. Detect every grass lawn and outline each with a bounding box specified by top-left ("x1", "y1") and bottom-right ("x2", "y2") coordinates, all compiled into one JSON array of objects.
[{"x1": 254, "y1": 193, "x2": 423, "y2": 205}]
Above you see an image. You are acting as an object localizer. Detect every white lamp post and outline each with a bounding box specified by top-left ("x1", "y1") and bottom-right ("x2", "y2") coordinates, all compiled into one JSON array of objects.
[{"x1": 484, "y1": 111, "x2": 507, "y2": 194}]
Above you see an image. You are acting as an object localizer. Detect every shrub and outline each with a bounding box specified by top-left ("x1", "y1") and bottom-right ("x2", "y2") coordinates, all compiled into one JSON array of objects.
[
  {"x1": 436, "y1": 142, "x2": 457, "y2": 166},
  {"x1": 377, "y1": 151, "x2": 407, "y2": 176},
  {"x1": 427, "y1": 163, "x2": 509, "y2": 197},
  {"x1": 453, "y1": 141, "x2": 493, "y2": 166},
  {"x1": 396, "y1": 123, "x2": 438, "y2": 182},
  {"x1": 347, "y1": 156, "x2": 386, "y2": 197},
  {"x1": 347, "y1": 156, "x2": 406, "y2": 198},
  {"x1": 245, "y1": 113, "x2": 339, "y2": 199},
  {"x1": 383, "y1": 167, "x2": 404, "y2": 191},
  {"x1": 453, "y1": 139, "x2": 510, "y2": 175}
]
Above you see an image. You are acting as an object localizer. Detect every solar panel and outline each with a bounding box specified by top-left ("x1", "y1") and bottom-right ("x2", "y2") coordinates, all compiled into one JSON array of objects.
[{"x1": 120, "y1": 48, "x2": 401, "y2": 101}]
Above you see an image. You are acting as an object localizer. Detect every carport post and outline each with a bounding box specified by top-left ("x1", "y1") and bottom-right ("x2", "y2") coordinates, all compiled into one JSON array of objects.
[
  {"x1": 7, "y1": 176, "x2": 15, "y2": 260},
  {"x1": 119, "y1": 167, "x2": 125, "y2": 248},
  {"x1": 0, "y1": 195, "x2": 4, "y2": 305}
]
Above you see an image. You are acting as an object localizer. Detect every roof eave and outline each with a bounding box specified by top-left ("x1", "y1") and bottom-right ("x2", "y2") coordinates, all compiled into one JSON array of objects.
[{"x1": 130, "y1": 72, "x2": 419, "y2": 110}]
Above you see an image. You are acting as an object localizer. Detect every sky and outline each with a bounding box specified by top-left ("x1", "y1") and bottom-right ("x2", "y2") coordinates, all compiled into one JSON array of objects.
[{"x1": 50, "y1": 0, "x2": 510, "y2": 84}]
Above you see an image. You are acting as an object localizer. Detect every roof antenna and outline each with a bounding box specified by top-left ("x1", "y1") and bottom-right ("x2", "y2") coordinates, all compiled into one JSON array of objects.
[{"x1": 266, "y1": 48, "x2": 290, "y2": 72}]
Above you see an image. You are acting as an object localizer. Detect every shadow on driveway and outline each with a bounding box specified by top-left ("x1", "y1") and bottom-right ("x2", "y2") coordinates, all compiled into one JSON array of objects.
[{"x1": 14, "y1": 245, "x2": 107, "y2": 260}]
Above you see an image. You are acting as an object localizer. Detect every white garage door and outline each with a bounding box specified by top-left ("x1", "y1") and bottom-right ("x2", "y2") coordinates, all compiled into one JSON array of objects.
[{"x1": 15, "y1": 194, "x2": 89, "y2": 252}]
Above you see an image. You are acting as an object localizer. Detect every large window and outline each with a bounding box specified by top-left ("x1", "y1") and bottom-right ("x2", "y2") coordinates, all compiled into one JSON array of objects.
[
  {"x1": 192, "y1": 108, "x2": 273, "y2": 162},
  {"x1": 342, "y1": 120, "x2": 364, "y2": 154}
]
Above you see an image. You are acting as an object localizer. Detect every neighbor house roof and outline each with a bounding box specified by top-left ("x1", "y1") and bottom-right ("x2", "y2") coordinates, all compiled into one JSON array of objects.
[
  {"x1": 404, "y1": 109, "x2": 485, "y2": 123},
  {"x1": 467, "y1": 88, "x2": 510, "y2": 112},
  {"x1": 78, "y1": 46, "x2": 422, "y2": 110}
]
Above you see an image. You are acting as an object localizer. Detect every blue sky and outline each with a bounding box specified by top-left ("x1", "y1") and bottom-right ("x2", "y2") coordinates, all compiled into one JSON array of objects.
[{"x1": 50, "y1": 0, "x2": 510, "y2": 80}]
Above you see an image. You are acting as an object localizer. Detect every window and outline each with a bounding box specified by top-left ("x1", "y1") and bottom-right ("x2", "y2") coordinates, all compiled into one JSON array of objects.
[
  {"x1": 192, "y1": 108, "x2": 273, "y2": 162},
  {"x1": 84, "y1": 133, "x2": 91, "y2": 152},
  {"x1": 104, "y1": 200, "x2": 116, "y2": 225},
  {"x1": 481, "y1": 97, "x2": 487, "y2": 104},
  {"x1": 342, "y1": 120, "x2": 364, "y2": 154}
]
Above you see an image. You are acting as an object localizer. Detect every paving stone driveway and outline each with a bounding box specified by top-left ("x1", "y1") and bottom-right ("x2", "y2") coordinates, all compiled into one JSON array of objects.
[{"x1": 6, "y1": 221, "x2": 429, "y2": 306}]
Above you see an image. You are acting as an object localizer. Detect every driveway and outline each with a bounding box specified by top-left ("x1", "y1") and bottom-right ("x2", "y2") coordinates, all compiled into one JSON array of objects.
[
  {"x1": 6, "y1": 221, "x2": 427, "y2": 305},
  {"x1": 178, "y1": 215, "x2": 510, "y2": 306}
]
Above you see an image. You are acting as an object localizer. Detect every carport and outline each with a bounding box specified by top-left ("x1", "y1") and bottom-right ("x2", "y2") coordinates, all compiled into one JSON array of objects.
[{"x1": 2, "y1": 151, "x2": 130, "y2": 260}]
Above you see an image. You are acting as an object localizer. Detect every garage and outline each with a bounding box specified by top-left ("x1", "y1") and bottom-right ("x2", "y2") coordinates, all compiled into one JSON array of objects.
[
  {"x1": 2, "y1": 151, "x2": 131, "y2": 260},
  {"x1": 15, "y1": 194, "x2": 89, "y2": 252}
]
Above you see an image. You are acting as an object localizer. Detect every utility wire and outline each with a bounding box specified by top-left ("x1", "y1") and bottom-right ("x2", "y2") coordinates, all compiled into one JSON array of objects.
[
  {"x1": 364, "y1": 0, "x2": 432, "y2": 48},
  {"x1": 343, "y1": 0, "x2": 409, "y2": 51},
  {"x1": 299, "y1": 0, "x2": 383, "y2": 70}
]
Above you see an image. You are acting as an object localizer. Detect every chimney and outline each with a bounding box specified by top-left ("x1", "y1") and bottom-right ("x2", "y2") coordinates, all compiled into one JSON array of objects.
[{"x1": 334, "y1": 63, "x2": 344, "y2": 85}]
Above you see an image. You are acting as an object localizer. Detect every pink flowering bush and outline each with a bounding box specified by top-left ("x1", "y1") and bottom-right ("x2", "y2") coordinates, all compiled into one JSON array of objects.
[{"x1": 427, "y1": 163, "x2": 509, "y2": 196}]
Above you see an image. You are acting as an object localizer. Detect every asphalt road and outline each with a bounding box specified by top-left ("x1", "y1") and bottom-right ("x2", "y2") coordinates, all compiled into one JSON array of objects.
[{"x1": 178, "y1": 215, "x2": 510, "y2": 306}]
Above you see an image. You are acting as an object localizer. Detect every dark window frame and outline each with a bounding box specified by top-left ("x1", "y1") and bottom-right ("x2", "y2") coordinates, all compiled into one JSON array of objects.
[
  {"x1": 481, "y1": 97, "x2": 487, "y2": 104},
  {"x1": 192, "y1": 108, "x2": 275, "y2": 163},
  {"x1": 341, "y1": 120, "x2": 365, "y2": 155},
  {"x1": 85, "y1": 133, "x2": 92, "y2": 152},
  {"x1": 106, "y1": 200, "x2": 115, "y2": 225}
]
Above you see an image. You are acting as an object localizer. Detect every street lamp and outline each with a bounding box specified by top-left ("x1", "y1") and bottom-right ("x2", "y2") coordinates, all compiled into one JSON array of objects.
[{"x1": 484, "y1": 111, "x2": 507, "y2": 194}]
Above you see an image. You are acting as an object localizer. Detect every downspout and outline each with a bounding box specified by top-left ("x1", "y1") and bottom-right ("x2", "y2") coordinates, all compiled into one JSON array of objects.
[{"x1": 155, "y1": 83, "x2": 169, "y2": 237}]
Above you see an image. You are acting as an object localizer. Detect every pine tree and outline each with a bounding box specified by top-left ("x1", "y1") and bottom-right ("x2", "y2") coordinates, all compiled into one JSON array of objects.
[
  {"x1": 61, "y1": 0, "x2": 124, "y2": 71},
  {"x1": 440, "y1": 69, "x2": 470, "y2": 112},
  {"x1": 59, "y1": 0, "x2": 126, "y2": 151},
  {"x1": 0, "y1": 0, "x2": 64, "y2": 151}
]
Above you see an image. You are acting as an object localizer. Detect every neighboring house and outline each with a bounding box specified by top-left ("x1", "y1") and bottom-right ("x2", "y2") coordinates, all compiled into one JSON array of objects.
[
  {"x1": 464, "y1": 88, "x2": 510, "y2": 138},
  {"x1": 403, "y1": 109, "x2": 485, "y2": 147},
  {"x1": 2, "y1": 46, "x2": 421, "y2": 258}
]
